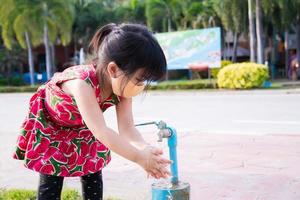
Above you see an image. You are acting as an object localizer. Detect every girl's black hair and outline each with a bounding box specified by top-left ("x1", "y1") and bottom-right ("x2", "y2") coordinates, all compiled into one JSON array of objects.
[{"x1": 88, "y1": 23, "x2": 167, "y2": 89}]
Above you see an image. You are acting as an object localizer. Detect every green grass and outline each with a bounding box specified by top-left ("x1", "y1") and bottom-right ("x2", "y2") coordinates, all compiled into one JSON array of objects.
[{"x1": 0, "y1": 188, "x2": 120, "y2": 200}]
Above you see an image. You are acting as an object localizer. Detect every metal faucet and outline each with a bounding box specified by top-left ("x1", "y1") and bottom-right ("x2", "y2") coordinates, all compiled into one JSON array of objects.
[{"x1": 135, "y1": 120, "x2": 171, "y2": 142}]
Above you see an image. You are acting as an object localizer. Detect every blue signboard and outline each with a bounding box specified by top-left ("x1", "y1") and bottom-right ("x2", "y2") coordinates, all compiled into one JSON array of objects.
[{"x1": 155, "y1": 27, "x2": 221, "y2": 70}]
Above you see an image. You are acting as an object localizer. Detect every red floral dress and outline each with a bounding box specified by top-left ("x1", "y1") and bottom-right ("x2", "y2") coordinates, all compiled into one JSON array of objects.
[{"x1": 13, "y1": 63, "x2": 122, "y2": 177}]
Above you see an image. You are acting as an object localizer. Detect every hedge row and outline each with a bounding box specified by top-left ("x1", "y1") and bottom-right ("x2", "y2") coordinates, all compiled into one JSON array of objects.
[
  {"x1": 0, "y1": 85, "x2": 40, "y2": 93},
  {"x1": 149, "y1": 79, "x2": 216, "y2": 90}
]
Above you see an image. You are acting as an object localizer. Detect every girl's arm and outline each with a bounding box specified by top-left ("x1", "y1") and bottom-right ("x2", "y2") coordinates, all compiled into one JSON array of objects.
[
  {"x1": 115, "y1": 97, "x2": 150, "y2": 150},
  {"x1": 62, "y1": 79, "x2": 171, "y2": 178}
]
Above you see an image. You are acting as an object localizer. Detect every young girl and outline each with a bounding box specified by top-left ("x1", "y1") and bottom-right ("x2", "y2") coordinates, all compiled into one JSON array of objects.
[{"x1": 13, "y1": 23, "x2": 171, "y2": 200}]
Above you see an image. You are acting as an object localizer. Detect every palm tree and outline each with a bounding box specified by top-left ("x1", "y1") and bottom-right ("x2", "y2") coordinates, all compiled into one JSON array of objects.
[
  {"x1": 18, "y1": 0, "x2": 74, "y2": 80},
  {"x1": 281, "y1": 0, "x2": 300, "y2": 78},
  {"x1": 232, "y1": 0, "x2": 248, "y2": 62},
  {"x1": 248, "y1": 0, "x2": 256, "y2": 62},
  {"x1": 191, "y1": 0, "x2": 220, "y2": 29},
  {"x1": 72, "y1": 0, "x2": 117, "y2": 54},
  {"x1": 285, "y1": 0, "x2": 300, "y2": 71},
  {"x1": 256, "y1": 0, "x2": 264, "y2": 64},
  {"x1": 262, "y1": 0, "x2": 299, "y2": 78},
  {"x1": 0, "y1": 0, "x2": 75, "y2": 83},
  {"x1": 146, "y1": 0, "x2": 180, "y2": 32},
  {"x1": 39, "y1": 0, "x2": 75, "y2": 80},
  {"x1": 176, "y1": 0, "x2": 195, "y2": 30},
  {"x1": 277, "y1": 0, "x2": 293, "y2": 76},
  {"x1": 0, "y1": 0, "x2": 42, "y2": 85},
  {"x1": 213, "y1": 0, "x2": 232, "y2": 60},
  {"x1": 213, "y1": 0, "x2": 247, "y2": 62}
]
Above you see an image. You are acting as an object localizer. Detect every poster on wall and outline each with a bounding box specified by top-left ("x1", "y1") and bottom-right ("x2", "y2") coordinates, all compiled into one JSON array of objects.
[{"x1": 155, "y1": 27, "x2": 221, "y2": 70}]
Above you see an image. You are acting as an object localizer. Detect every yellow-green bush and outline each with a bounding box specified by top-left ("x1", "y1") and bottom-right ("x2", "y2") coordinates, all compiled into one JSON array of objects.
[
  {"x1": 217, "y1": 62, "x2": 269, "y2": 89},
  {"x1": 211, "y1": 60, "x2": 233, "y2": 79}
]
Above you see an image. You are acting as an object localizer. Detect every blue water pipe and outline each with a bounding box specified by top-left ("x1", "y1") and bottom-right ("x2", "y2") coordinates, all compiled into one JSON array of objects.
[
  {"x1": 135, "y1": 121, "x2": 190, "y2": 200},
  {"x1": 167, "y1": 126, "x2": 178, "y2": 185}
]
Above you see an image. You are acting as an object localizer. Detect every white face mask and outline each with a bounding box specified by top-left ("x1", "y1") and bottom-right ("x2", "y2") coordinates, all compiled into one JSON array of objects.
[{"x1": 111, "y1": 75, "x2": 145, "y2": 98}]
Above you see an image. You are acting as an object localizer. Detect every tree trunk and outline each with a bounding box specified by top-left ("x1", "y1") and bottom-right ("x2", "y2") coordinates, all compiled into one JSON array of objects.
[
  {"x1": 166, "y1": 6, "x2": 172, "y2": 32},
  {"x1": 296, "y1": 14, "x2": 300, "y2": 67},
  {"x1": 64, "y1": 46, "x2": 69, "y2": 63},
  {"x1": 50, "y1": 43, "x2": 56, "y2": 74},
  {"x1": 43, "y1": 24, "x2": 52, "y2": 80},
  {"x1": 227, "y1": 41, "x2": 230, "y2": 61},
  {"x1": 162, "y1": 18, "x2": 167, "y2": 32},
  {"x1": 7, "y1": 64, "x2": 12, "y2": 85},
  {"x1": 232, "y1": 32, "x2": 238, "y2": 62},
  {"x1": 209, "y1": 16, "x2": 215, "y2": 27},
  {"x1": 221, "y1": 29, "x2": 227, "y2": 60},
  {"x1": 256, "y1": 0, "x2": 264, "y2": 64},
  {"x1": 184, "y1": 18, "x2": 188, "y2": 30},
  {"x1": 248, "y1": 0, "x2": 256, "y2": 62},
  {"x1": 25, "y1": 31, "x2": 35, "y2": 85},
  {"x1": 284, "y1": 30, "x2": 289, "y2": 78},
  {"x1": 167, "y1": 17, "x2": 172, "y2": 32},
  {"x1": 270, "y1": 32, "x2": 277, "y2": 80}
]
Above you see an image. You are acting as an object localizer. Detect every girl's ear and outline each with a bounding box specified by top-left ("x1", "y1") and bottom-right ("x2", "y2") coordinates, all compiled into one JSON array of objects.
[{"x1": 107, "y1": 62, "x2": 120, "y2": 78}]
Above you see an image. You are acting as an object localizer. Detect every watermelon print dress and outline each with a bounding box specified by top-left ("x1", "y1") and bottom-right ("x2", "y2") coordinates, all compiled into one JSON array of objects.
[{"x1": 13, "y1": 63, "x2": 122, "y2": 177}]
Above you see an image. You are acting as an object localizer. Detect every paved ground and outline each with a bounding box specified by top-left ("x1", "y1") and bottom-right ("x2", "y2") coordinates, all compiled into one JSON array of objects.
[{"x1": 1, "y1": 89, "x2": 300, "y2": 199}]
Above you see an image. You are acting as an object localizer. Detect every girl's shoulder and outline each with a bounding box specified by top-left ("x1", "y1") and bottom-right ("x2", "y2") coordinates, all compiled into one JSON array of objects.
[
  {"x1": 51, "y1": 63, "x2": 99, "y2": 89},
  {"x1": 41, "y1": 63, "x2": 102, "y2": 107}
]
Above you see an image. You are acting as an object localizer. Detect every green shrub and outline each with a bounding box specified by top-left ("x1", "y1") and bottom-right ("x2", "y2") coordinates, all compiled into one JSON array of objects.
[
  {"x1": 217, "y1": 62, "x2": 269, "y2": 89},
  {"x1": 0, "y1": 188, "x2": 81, "y2": 200},
  {"x1": 0, "y1": 77, "x2": 25, "y2": 86},
  {"x1": 10, "y1": 77, "x2": 25, "y2": 86},
  {"x1": 211, "y1": 60, "x2": 233, "y2": 79},
  {"x1": 0, "y1": 78, "x2": 6, "y2": 86}
]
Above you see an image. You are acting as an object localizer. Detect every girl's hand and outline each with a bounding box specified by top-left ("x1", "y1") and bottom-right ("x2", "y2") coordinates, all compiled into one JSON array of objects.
[{"x1": 136, "y1": 145, "x2": 172, "y2": 179}]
